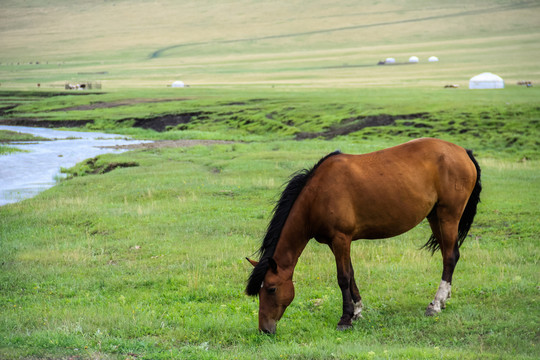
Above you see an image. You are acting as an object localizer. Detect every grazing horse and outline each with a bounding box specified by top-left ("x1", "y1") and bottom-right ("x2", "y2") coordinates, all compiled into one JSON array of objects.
[{"x1": 246, "y1": 138, "x2": 481, "y2": 333}]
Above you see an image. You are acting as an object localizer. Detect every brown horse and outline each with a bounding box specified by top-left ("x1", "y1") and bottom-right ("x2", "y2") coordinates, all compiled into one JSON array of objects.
[{"x1": 246, "y1": 138, "x2": 481, "y2": 333}]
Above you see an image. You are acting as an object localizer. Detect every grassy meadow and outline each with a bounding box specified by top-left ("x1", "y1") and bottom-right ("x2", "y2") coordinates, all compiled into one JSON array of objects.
[
  {"x1": 1, "y1": 1, "x2": 540, "y2": 359},
  {"x1": 1, "y1": 1, "x2": 539, "y2": 88},
  {"x1": 1, "y1": 133, "x2": 539, "y2": 359}
]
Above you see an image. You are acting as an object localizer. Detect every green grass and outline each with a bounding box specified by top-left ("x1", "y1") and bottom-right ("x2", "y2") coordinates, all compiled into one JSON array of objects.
[
  {"x1": 1, "y1": 136, "x2": 539, "y2": 359},
  {"x1": 1, "y1": 87, "x2": 539, "y2": 358},
  {"x1": 0, "y1": 129, "x2": 48, "y2": 142},
  {"x1": 0, "y1": 129, "x2": 50, "y2": 154},
  {"x1": 0, "y1": 145, "x2": 18, "y2": 155},
  {"x1": 1, "y1": 1, "x2": 539, "y2": 358},
  {"x1": 1, "y1": 87, "x2": 539, "y2": 161}
]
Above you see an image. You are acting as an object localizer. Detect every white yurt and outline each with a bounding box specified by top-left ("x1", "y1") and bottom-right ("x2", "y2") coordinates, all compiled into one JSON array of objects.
[
  {"x1": 409, "y1": 56, "x2": 419, "y2": 63},
  {"x1": 469, "y1": 72, "x2": 504, "y2": 89},
  {"x1": 171, "y1": 80, "x2": 185, "y2": 88},
  {"x1": 385, "y1": 57, "x2": 396, "y2": 64},
  {"x1": 428, "y1": 56, "x2": 439, "y2": 62}
]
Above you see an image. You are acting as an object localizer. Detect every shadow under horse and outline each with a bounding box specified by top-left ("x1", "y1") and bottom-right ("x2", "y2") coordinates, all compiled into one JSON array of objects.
[{"x1": 246, "y1": 138, "x2": 481, "y2": 333}]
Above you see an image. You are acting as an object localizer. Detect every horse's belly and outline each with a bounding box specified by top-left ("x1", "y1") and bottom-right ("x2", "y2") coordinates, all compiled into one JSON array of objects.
[
  {"x1": 356, "y1": 220, "x2": 423, "y2": 239},
  {"x1": 352, "y1": 197, "x2": 434, "y2": 239}
]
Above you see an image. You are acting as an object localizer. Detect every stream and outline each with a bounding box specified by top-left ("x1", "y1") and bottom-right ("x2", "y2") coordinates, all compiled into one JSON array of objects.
[{"x1": 0, "y1": 125, "x2": 150, "y2": 206}]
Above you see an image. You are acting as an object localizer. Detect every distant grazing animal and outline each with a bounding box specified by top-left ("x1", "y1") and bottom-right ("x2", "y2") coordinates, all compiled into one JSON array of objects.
[
  {"x1": 246, "y1": 138, "x2": 481, "y2": 333},
  {"x1": 65, "y1": 83, "x2": 86, "y2": 90}
]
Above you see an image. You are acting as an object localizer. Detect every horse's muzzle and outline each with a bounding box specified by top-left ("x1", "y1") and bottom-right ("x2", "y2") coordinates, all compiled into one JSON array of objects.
[{"x1": 259, "y1": 320, "x2": 276, "y2": 334}]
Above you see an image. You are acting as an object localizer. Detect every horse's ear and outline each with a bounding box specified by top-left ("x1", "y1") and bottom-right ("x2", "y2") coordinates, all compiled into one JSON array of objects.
[
  {"x1": 268, "y1": 258, "x2": 278, "y2": 273},
  {"x1": 246, "y1": 257, "x2": 258, "y2": 267}
]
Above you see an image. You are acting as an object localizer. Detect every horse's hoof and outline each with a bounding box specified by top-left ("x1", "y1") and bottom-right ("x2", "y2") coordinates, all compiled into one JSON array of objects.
[
  {"x1": 337, "y1": 324, "x2": 352, "y2": 331},
  {"x1": 425, "y1": 303, "x2": 440, "y2": 316}
]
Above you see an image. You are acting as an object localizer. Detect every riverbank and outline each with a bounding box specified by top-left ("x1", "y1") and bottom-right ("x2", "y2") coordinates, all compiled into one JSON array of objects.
[{"x1": 0, "y1": 126, "x2": 150, "y2": 206}]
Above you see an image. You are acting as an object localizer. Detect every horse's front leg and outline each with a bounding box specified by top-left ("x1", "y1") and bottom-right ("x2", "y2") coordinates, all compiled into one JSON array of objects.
[{"x1": 330, "y1": 234, "x2": 356, "y2": 330}]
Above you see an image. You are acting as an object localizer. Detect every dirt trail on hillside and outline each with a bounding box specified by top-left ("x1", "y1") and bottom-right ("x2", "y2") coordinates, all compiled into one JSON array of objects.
[{"x1": 149, "y1": 2, "x2": 537, "y2": 58}]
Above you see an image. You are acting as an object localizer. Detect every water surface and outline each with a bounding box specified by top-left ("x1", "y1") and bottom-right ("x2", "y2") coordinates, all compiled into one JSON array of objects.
[{"x1": 0, "y1": 125, "x2": 149, "y2": 206}]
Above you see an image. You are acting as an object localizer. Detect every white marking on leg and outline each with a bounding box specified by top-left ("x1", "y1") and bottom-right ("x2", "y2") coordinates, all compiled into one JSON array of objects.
[
  {"x1": 352, "y1": 300, "x2": 363, "y2": 320},
  {"x1": 435, "y1": 280, "x2": 451, "y2": 308},
  {"x1": 426, "y1": 280, "x2": 451, "y2": 315}
]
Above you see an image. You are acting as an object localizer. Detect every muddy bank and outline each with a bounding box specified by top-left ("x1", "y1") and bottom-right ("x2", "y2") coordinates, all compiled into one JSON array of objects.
[
  {"x1": 1, "y1": 94, "x2": 431, "y2": 140},
  {"x1": 295, "y1": 113, "x2": 429, "y2": 140},
  {"x1": 1, "y1": 112, "x2": 429, "y2": 138},
  {"x1": 0, "y1": 111, "x2": 208, "y2": 132},
  {"x1": 124, "y1": 112, "x2": 210, "y2": 132},
  {"x1": 0, "y1": 118, "x2": 94, "y2": 128},
  {"x1": 0, "y1": 112, "x2": 203, "y2": 130}
]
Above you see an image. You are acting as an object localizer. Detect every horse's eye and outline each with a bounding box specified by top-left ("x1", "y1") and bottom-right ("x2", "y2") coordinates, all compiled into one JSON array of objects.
[{"x1": 267, "y1": 287, "x2": 277, "y2": 294}]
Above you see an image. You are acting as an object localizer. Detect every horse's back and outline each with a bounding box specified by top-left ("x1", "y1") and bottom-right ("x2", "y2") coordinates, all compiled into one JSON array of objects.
[{"x1": 304, "y1": 138, "x2": 477, "y2": 241}]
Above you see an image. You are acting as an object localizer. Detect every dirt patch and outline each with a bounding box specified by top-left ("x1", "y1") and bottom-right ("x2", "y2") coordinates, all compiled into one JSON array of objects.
[
  {"x1": 0, "y1": 110, "x2": 207, "y2": 130},
  {"x1": 97, "y1": 161, "x2": 139, "y2": 174},
  {"x1": 0, "y1": 105, "x2": 18, "y2": 116},
  {"x1": 99, "y1": 139, "x2": 235, "y2": 150},
  {"x1": 0, "y1": 90, "x2": 101, "y2": 99},
  {"x1": 51, "y1": 98, "x2": 189, "y2": 112},
  {"x1": 0, "y1": 118, "x2": 94, "y2": 128},
  {"x1": 0, "y1": 110, "x2": 208, "y2": 130},
  {"x1": 295, "y1": 113, "x2": 428, "y2": 140},
  {"x1": 124, "y1": 112, "x2": 209, "y2": 132},
  {"x1": 71, "y1": 158, "x2": 140, "y2": 177}
]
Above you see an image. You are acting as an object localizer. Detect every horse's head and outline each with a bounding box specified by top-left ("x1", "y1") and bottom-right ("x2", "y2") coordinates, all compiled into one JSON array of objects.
[{"x1": 247, "y1": 257, "x2": 295, "y2": 334}]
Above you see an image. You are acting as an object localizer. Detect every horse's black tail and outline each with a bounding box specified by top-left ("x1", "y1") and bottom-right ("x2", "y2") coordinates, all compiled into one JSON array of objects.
[
  {"x1": 457, "y1": 150, "x2": 482, "y2": 247},
  {"x1": 423, "y1": 149, "x2": 482, "y2": 254}
]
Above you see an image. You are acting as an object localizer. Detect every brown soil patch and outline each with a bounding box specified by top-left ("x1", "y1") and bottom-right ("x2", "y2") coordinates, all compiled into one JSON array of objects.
[
  {"x1": 85, "y1": 159, "x2": 139, "y2": 175},
  {"x1": 295, "y1": 113, "x2": 428, "y2": 140},
  {"x1": 0, "y1": 118, "x2": 94, "y2": 128},
  {"x1": 126, "y1": 112, "x2": 210, "y2": 132}
]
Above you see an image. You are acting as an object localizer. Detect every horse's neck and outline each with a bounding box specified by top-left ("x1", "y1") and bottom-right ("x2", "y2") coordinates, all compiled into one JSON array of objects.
[{"x1": 272, "y1": 211, "x2": 310, "y2": 275}]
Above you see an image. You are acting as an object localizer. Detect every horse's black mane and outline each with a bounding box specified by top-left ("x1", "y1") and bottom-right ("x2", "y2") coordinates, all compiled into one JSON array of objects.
[{"x1": 246, "y1": 150, "x2": 342, "y2": 296}]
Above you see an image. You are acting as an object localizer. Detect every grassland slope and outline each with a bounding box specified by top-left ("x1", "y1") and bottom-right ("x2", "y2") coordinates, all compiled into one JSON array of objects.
[{"x1": 1, "y1": 0, "x2": 539, "y2": 87}]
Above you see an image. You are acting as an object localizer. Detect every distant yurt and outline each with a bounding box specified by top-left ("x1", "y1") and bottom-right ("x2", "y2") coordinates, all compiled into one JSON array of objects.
[
  {"x1": 171, "y1": 80, "x2": 185, "y2": 88},
  {"x1": 409, "y1": 56, "x2": 419, "y2": 63},
  {"x1": 385, "y1": 57, "x2": 396, "y2": 64},
  {"x1": 428, "y1": 56, "x2": 439, "y2": 62},
  {"x1": 469, "y1": 72, "x2": 504, "y2": 89}
]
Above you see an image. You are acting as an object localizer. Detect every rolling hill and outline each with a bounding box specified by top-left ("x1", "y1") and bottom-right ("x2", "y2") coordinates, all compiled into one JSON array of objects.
[{"x1": 1, "y1": 0, "x2": 539, "y2": 88}]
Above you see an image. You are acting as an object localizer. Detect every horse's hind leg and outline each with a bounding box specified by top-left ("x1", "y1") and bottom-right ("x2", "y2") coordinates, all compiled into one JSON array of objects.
[
  {"x1": 349, "y1": 260, "x2": 363, "y2": 320},
  {"x1": 425, "y1": 211, "x2": 460, "y2": 316}
]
